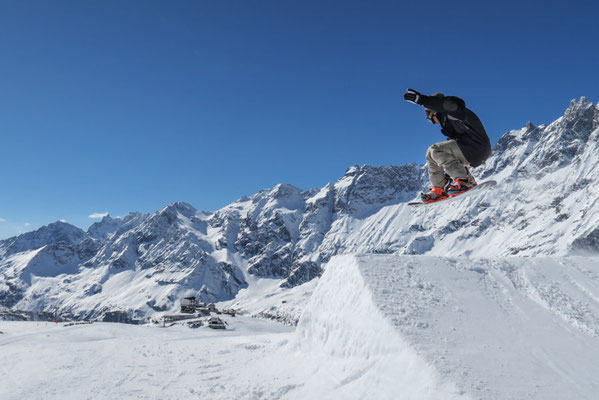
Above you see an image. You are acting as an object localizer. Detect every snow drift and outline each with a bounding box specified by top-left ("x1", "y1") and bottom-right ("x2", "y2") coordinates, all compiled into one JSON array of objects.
[{"x1": 293, "y1": 254, "x2": 599, "y2": 400}]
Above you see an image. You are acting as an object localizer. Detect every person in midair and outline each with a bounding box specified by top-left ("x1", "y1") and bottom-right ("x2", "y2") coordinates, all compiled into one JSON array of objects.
[{"x1": 404, "y1": 89, "x2": 492, "y2": 203}]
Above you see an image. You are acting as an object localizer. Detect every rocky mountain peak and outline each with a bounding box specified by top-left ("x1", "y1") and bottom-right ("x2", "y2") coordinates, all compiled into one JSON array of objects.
[
  {"x1": 270, "y1": 183, "x2": 303, "y2": 198},
  {"x1": 160, "y1": 201, "x2": 197, "y2": 217},
  {"x1": 87, "y1": 215, "x2": 115, "y2": 239},
  {"x1": 0, "y1": 221, "x2": 85, "y2": 258},
  {"x1": 137, "y1": 202, "x2": 198, "y2": 232},
  {"x1": 333, "y1": 163, "x2": 426, "y2": 218},
  {"x1": 482, "y1": 98, "x2": 599, "y2": 179},
  {"x1": 565, "y1": 96, "x2": 593, "y2": 113},
  {"x1": 35, "y1": 221, "x2": 86, "y2": 245},
  {"x1": 87, "y1": 212, "x2": 147, "y2": 240},
  {"x1": 535, "y1": 98, "x2": 598, "y2": 170}
]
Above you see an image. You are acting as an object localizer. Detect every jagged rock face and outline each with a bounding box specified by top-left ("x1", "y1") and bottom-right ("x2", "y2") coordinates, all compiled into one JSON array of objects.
[
  {"x1": 87, "y1": 213, "x2": 146, "y2": 240},
  {"x1": 0, "y1": 203, "x2": 247, "y2": 320},
  {"x1": 2, "y1": 97, "x2": 599, "y2": 320},
  {"x1": 480, "y1": 97, "x2": 599, "y2": 180},
  {"x1": 236, "y1": 185, "x2": 304, "y2": 278},
  {"x1": 0, "y1": 222, "x2": 97, "y2": 309},
  {"x1": 208, "y1": 167, "x2": 428, "y2": 287},
  {"x1": 333, "y1": 164, "x2": 427, "y2": 218},
  {"x1": 0, "y1": 221, "x2": 86, "y2": 258},
  {"x1": 83, "y1": 203, "x2": 246, "y2": 306},
  {"x1": 210, "y1": 184, "x2": 324, "y2": 284}
]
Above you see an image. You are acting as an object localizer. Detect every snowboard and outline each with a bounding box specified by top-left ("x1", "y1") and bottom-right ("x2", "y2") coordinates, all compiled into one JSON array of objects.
[{"x1": 408, "y1": 180, "x2": 497, "y2": 206}]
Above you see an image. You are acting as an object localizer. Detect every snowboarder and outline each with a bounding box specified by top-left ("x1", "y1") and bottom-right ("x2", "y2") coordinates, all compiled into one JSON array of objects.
[{"x1": 404, "y1": 89, "x2": 492, "y2": 203}]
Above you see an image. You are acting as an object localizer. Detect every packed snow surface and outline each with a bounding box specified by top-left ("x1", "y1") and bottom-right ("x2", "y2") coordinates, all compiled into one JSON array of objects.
[
  {"x1": 304, "y1": 255, "x2": 599, "y2": 400},
  {"x1": 0, "y1": 317, "x2": 300, "y2": 400},
  {"x1": 3, "y1": 254, "x2": 598, "y2": 399}
]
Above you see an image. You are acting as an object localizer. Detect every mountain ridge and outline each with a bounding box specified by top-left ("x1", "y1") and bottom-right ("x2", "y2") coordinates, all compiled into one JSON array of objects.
[{"x1": 1, "y1": 97, "x2": 598, "y2": 321}]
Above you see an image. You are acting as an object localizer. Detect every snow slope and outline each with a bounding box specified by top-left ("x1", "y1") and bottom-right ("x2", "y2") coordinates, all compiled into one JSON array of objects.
[
  {"x1": 295, "y1": 255, "x2": 599, "y2": 400},
  {"x1": 293, "y1": 255, "x2": 465, "y2": 400},
  {"x1": 3, "y1": 254, "x2": 597, "y2": 400}
]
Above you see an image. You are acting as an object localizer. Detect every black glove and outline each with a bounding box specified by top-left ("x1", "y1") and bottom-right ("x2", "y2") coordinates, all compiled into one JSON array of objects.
[{"x1": 404, "y1": 88, "x2": 423, "y2": 105}]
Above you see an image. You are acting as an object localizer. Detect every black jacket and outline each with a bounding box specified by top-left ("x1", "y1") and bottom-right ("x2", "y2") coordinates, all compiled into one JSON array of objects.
[{"x1": 419, "y1": 94, "x2": 491, "y2": 167}]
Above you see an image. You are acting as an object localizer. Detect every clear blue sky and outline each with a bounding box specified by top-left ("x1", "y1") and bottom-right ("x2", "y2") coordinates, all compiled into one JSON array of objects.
[{"x1": 1, "y1": 0, "x2": 598, "y2": 239}]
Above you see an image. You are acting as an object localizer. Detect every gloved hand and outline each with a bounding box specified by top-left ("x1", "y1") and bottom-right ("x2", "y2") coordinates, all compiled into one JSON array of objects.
[{"x1": 404, "y1": 88, "x2": 423, "y2": 105}]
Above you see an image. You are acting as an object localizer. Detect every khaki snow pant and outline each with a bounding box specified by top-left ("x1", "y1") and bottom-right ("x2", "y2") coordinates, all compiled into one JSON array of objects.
[{"x1": 426, "y1": 139, "x2": 470, "y2": 188}]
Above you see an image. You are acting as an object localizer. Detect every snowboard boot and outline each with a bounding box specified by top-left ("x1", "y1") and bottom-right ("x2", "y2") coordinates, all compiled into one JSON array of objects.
[
  {"x1": 420, "y1": 186, "x2": 449, "y2": 204},
  {"x1": 442, "y1": 173, "x2": 452, "y2": 192},
  {"x1": 447, "y1": 176, "x2": 477, "y2": 197}
]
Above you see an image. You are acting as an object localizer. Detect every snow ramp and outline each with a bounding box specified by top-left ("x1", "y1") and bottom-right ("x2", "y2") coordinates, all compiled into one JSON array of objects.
[{"x1": 293, "y1": 255, "x2": 599, "y2": 400}]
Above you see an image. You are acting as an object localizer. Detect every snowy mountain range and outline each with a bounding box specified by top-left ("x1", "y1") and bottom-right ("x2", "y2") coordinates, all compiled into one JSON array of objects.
[{"x1": 1, "y1": 97, "x2": 598, "y2": 322}]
